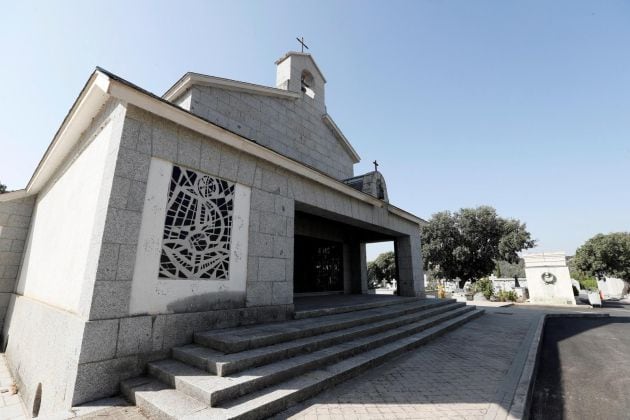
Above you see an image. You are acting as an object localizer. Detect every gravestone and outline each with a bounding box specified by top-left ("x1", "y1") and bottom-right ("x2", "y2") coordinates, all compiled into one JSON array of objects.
[
  {"x1": 523, "y1": 252, "x2": 576, "y2": 305},
  {"x1": 598, "y1": 277, "x2": 628, "y2": 299}
]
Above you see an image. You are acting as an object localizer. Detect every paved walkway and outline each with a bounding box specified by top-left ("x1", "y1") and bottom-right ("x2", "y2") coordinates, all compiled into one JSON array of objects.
[
  {"x1": 4, "y1": 304, "x2": 603, "y2": 419},
  {"x1": 275, "y1": 307, "x2": 541, "y2": 419},
  {"x1": 0, "y1": 355, "x2": 27, "y2": 419},
  {"x1": 0, "y1": 356, "x2": 147, "y2": 420},
  {"x1": 74, "y1": 403, "x2": 147, "y2": 420}
]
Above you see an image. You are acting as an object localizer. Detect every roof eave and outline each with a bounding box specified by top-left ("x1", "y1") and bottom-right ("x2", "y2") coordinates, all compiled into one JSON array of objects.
[
  {"x1": 0, "y1": 189, "x2": 29, "y2": 202},
  {"x1": 162, "y1": 72, "x2": 301, "y2": 102},
  {"x1": 322, "y1": 114, "x2": 361, "y2": 163},
  {"x1": 25, "y1": 70, "x2": 111, "y2": 195},
  {"x1": 19, "y1": 69, "x2": 424, "y2": 226}
]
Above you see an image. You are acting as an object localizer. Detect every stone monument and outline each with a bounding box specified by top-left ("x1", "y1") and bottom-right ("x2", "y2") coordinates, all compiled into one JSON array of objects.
[{"x1": 523, "y1": 252, "x2": 576, "y2": 305}]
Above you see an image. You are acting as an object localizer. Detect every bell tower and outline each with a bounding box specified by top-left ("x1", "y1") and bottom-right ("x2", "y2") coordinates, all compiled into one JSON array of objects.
[{"x1": 275, "y1": 51, "x2": 327, "y2": 111}]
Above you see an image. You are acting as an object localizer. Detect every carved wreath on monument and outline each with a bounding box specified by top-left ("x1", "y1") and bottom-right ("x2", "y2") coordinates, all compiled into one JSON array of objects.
[
  {"x1": 159, "y1": 165, "x2": 235, "y2": 280},
  {"x1": 541, "y1": 272, "x2": 557, "y2": 284}
]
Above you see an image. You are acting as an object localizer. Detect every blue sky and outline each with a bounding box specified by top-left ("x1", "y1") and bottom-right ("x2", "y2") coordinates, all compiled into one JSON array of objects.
[{"x1": 1, "y1": 1, "x2": 629, "y2": 260}]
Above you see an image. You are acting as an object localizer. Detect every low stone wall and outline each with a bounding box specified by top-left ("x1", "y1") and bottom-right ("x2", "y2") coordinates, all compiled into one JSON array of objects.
[
  {"x1": 3, "y1": 295, "x2": 85, "y2": 416},
  {"x1": 4, "y1": 294, "x2": 291, "y2": 415},
  {"x1": 0, "y1": 196, "x2": 35, "y2": 333}
]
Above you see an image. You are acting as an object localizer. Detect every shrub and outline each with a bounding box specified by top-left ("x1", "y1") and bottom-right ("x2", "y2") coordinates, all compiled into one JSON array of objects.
[
  {"x1": 473, "y1": 277, "x2": 494, "y2": 299},
  {"x1": 496, "y1": 290, "x2": 518, "y2": 302},
  {"x1": 579, "y1": 277, "x2": 598, "y2": 291}
]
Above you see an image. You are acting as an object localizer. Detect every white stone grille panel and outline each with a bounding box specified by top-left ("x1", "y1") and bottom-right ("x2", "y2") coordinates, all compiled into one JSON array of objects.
[{"x1": 159, "y1": 165, "x2": 234, "y2": 279}]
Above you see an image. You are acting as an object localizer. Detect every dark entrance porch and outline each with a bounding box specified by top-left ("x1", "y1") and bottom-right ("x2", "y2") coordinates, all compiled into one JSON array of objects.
[
  {"x1": 294, "y1": 236, "x2": 344, "y2": 294},
  {"x1": 293, "y1": 204, "x2": 412, "y2": 297}
]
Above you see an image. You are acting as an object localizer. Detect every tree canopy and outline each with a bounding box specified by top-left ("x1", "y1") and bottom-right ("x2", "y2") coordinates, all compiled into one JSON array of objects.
[
  {"x1": 494, "y1": 259, "x2": 525, "y2": 278},
  {"x1": 0, "y1": 181, "x2": 6, "y2": 194},
  {"x1": 367, "y1": 251, "x2": 396, "y2": 288},
  {"x1": 573, "y1": 232, "x2": 630, "y2": 282},
  {"x1": 567, "y1": 255, "x2": 596, "y2": 286},
  {"x1": 421, "y1": 206, "x2": 535, "y2": 288}
]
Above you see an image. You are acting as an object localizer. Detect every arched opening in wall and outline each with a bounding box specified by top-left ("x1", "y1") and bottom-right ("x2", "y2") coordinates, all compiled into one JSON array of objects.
[
  {"x1": 376, "y1": 179, "x2": 385, "y2": 200},
  {"x1": 366, "y1": 241, "x2": 397, "y2": 295},
  {"x1": 32, "y1": 383, "x2": 42, "y2": 418},
  {"x1": 300, "y1": 70, "x2": 316, "y2": 99}
]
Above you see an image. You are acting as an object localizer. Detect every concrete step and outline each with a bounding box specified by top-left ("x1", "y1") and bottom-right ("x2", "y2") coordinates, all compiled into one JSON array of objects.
[
  {"x1": 293, "y1": 296, "x2": 423, "y2": 319},
  {"x1": 147, "y1": 306, "x2": 476, "y2": 407},
  {"x1": 121, "y1": 376, "x2": 208, "y2": 420},
  {"x1": 174, "y1": 302, "x2": 466, "y2": 376},
  {"x1": 122, "y1": 309, "x2": 484, "y2": 420},
  {"x1": 195, "y1": 298, "x2": 456, "y2": 353}
]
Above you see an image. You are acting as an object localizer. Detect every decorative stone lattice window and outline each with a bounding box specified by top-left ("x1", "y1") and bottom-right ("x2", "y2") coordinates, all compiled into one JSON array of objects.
[{"x1": 159, "y1": 165, "x2": 235, "y2": 280}]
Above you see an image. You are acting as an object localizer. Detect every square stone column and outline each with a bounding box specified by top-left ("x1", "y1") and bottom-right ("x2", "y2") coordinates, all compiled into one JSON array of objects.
[
  {"x1": 395, "y1": 234, "x2": 425, "y2": 297},
  {"x1": 359, "y1": 243, "x2": 368, "y2": 294},
  {"x1": 348, "y1": 242, "x2": 368, "y2": 294}
]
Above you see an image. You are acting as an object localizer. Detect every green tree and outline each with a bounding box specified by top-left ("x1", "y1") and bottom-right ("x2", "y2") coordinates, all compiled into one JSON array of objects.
[
  {"x1": 421, "y1": 206, "x2": 535, "y2": 288},
  {"x1": 494, "y1": 259, "x2": 525, "y2": 278},
  {"x1": 0, "y1": 181, "x2": 6, "y2": 194},
  {"x1": 367, "y1": 251, "x2": 396, "y2": 288},
  {"x1": 567, "y1": 255, "x2": 597, "y2": 289},
  {"x1": 573, "y1": 233, "x2": 630, "y2": 283}
]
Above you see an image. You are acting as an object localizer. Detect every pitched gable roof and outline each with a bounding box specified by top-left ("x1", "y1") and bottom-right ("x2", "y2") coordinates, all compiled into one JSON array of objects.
[
  {"x1": 15, "y1": 68, "x2": 424, "y2": 226},
  {"x1": 163, "y1": 72, "x2": 360, "y2": 164}
]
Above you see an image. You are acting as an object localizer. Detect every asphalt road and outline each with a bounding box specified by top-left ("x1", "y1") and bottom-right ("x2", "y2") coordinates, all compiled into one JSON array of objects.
[{"x1": 530, "y1": 315, "x2": 630, "y2": 420}]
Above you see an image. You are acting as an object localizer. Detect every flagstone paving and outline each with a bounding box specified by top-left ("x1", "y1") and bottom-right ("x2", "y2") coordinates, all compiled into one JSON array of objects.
[
  {"x1": 0, "y1": 306, "x2": 563, "y2": 419},
  {"x1": 0, "y1": 355, "x2": 27, "y2": 420},
  {"x1": 276, "y1": 307, "x2": 541, "y2": 420}
]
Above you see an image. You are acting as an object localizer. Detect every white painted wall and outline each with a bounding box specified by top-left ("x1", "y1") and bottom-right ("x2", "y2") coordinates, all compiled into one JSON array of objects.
[
  {"x1": 17, "y1": 121, "x2": 116, "y2": 314},
  {"x1": 523, "y1": 252, "x2": 576, "y2": 305},
  {"x1": 275, "y1": 53, "x2": 326, "y2": 109},
  {"x1": 129, "y1": 158, "x2": 250, "y2": 315},
  {"x1": 598, "y1": 277, "x2": 628, "y2": 299},
  {"x1": 175, "y1": 91, "x2": 192, "y2": 111}
]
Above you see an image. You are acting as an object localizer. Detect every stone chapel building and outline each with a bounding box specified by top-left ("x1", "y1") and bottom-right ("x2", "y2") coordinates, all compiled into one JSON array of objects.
[{"x1": 0, "y1": 51, "x2": 425, "y2": 415}]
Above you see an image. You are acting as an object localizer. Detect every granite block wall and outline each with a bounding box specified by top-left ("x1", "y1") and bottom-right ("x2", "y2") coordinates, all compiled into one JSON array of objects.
[
  {"x1": 395, "y1": 234, "x2": 425, "y2": 297},
  {"x1": 88, "y1": 105, "x2": 303, "y2": 322},
  {"x1": 0, "y1": 196, "x2": 35, "y2": 332},
  {"x1": 71, "y1": 102, "x2": 424, "y2": 405},
  {"x1": 73, "y1": 304, "x2": 291, "y2": 405},
  {"x1": 0, "y1": 63, "x2": 426, "y2": 412},
  {"x1": 1, "y1": 98, "x2": 127, "y2": 418},
  {"x1": 89, "y1": 104, "x2": 423, "y2": 315},
  {"x1": 3, "y1": 295, "x2": 85, "y2": 416},
  {"x1": 188, "y1": 85, "x2": 355, "y2": 181}
]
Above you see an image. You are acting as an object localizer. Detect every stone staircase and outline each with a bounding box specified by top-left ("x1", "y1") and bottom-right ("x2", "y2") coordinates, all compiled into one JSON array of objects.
[{"x1": 122, "y1": 298, "x2": 484, "y2": 419}]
